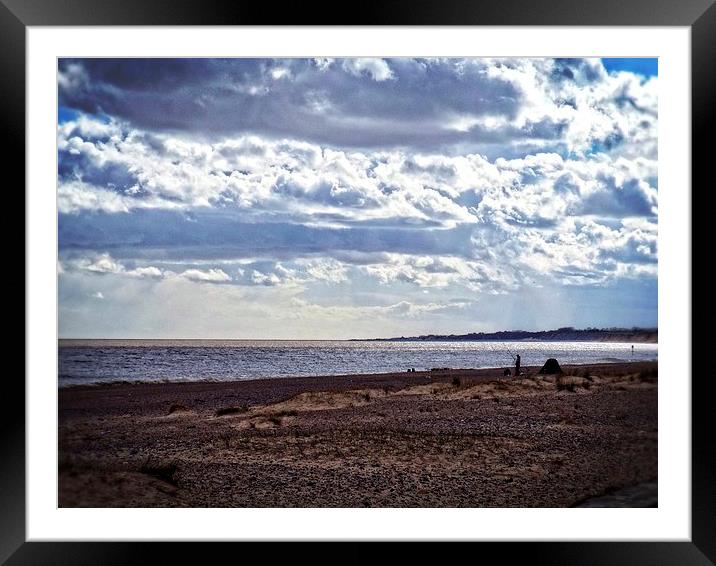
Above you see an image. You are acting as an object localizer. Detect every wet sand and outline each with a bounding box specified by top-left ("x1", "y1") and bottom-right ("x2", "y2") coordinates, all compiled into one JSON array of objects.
[{"x1": 58, "y1": 361, "x2": 657, "y2": 507}]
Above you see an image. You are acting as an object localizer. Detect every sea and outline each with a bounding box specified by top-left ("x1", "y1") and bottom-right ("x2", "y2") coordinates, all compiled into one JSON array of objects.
[{"x1": 57, "y1": 339, "x2": 658, "y2": 387}]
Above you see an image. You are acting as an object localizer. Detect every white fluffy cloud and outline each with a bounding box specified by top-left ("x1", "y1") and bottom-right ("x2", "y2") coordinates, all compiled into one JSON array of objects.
[
  {"x1": 341, "y1": 58, "x2": 395, "y2": 81},
  {"x1": 363, "y1": 253, "x2": 517, "y2": 292},
  {"x1": 57, "y1": 121, "x2": 656, "y2": 226},
  {"x1": 61, "y1": 254, "x2": 232, "y2": 284},
  {"x1": 481, "y1": 58, "x2": 658, "y2": 157},
  {"x1": 179, "y1": 268, "x2": 231, "y2": 283},
  {"x1": 58, "y1": 120, "x2": 657, "y2": 290}
]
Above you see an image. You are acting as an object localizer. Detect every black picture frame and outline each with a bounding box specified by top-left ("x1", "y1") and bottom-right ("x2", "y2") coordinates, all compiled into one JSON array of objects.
[{"x1": 6, "y1": 0, "x2": 708, "y2": 563}]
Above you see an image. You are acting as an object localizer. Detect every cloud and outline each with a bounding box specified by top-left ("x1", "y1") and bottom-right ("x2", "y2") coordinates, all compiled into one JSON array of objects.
[
  {"x1": 362, "y1": 253, "x2": 516, "y2": 292},
  {"x1": 59, "y1": 261, "x2": 657, "y2": 338},
  {"x1": 57, "y1": 136, "x2": 658, "y2": 289},
  {"x1": 341, "y1": 58, "x2": 394, "y2": 81},
  {"x1": 57, "y1": 124, "x2": 484, "y2": 228},
  {"x1": 299, "y1": 258, "x2": 349, "y2": 284},
  {"x1": 83, "y1": 253, "x2": 123, "y2": 274},
  {"x1": 58, "y1": 58, "x2": 656, "y2": 156},
  {"x1": 129, "y1": 266, "x2": 164, "y2": 279},
  {"x1": 250, "y1": 270, "x2": 283, "y2": 286},
  {"x1": 61, "y1": 253, "x2": 232, "y2": 285},
  {"x1": 57, "y1": 120, "x2": 657, "y2": 235},
  {"x1": 580, "y1": 173, "x2": 658, "y2": 217},
  {"x1": 178, "y1": 268, "x2": 231, "y2": 283},
  {"x1": 57, "y1": 58, "x2": 658, "y2": 337}
]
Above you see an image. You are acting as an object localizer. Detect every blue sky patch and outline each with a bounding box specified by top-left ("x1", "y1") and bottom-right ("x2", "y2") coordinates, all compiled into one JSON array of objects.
[{"x1": 601, "y1": 58, "x2": 658, "y2": 77}]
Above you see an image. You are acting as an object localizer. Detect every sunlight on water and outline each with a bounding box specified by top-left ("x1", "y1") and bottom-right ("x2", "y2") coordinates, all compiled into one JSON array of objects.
[{"x1": 58, "y1": 340, "x2": 658, "y2": 387}]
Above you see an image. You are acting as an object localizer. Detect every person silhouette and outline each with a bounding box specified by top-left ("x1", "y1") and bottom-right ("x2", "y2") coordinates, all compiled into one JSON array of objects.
[{"x1": 515, "y1": 354, "x2": 521, "y2": 376}]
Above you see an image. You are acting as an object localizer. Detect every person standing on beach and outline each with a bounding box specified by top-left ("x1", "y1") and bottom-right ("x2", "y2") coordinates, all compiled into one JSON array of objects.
[{"x1": 515, "y1": 354, "x2": 521, "y2": 376}]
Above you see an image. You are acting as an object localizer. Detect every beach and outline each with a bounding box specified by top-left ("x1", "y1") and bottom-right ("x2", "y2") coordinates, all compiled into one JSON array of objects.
[{"x1": 58, "y1": 361, "x2": 657, "y2": 507}]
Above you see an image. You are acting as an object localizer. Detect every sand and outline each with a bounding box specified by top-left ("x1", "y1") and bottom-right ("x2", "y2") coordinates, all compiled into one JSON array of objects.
[{"x1": 58, "y1": 361, "x2": 658, "y2": 507}]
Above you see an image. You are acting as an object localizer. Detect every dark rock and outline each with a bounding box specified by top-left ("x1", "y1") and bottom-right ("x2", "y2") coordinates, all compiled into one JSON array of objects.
[{"x1": 539, "y1": 358, "x2": 564, "y2": 374}]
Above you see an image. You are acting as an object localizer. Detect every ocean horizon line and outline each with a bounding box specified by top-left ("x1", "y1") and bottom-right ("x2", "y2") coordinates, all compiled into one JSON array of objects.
[{"x1": 58, "y1": 326, "x2": 658, "y2": 342}]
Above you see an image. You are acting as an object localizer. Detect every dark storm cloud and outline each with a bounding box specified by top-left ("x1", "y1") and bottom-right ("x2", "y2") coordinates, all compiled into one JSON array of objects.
[
  {"x1": 59, "y1": 58, "x2": 529, "y2": 150},
  {"x1": 580, "y1": 174, "x2": 657, "y2": 218},
  {"x1": 59, "y1": 149, "x2": 140, "y2": 193},
  {"x1": 58, "y1": 208, "x2": 476, "y2": 262}
]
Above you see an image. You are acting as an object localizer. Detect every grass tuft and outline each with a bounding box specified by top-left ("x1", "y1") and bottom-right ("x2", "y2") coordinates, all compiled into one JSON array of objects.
[{"x1": 215, "y1": 404, "x2": 248, "y2": 417}]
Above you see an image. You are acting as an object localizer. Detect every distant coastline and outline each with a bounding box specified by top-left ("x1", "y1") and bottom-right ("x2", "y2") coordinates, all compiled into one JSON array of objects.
[
  {"x1": 60, "y1": 327, "x2": 658, "y2": 346},
  {"x1": 353, "y1": 327, "x2": 658, "y2": 344}
]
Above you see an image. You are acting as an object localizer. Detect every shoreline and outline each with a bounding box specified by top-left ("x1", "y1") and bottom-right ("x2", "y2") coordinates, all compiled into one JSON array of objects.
[
  {"x1": 59, "y1": 361, "x2": 657, "y2": 507},
  {"x1": 59, "y1": 360, "x2": 658, "y2": 391}
]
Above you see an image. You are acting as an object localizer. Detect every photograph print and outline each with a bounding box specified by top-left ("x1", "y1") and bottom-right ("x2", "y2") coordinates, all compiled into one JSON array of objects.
[{"x1": 57, "y1": 57, "x2": 658, "y2": 508}]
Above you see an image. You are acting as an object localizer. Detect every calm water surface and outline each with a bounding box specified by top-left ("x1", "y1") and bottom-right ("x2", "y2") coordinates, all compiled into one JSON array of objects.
[{"x1": 58, "y1": 339, "x2": 658, "y2": 387}]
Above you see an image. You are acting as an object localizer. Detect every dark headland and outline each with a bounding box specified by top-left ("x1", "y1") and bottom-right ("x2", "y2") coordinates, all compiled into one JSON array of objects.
[{"x1": 354, "y1": 327, "x2": 657, "y2": 343}]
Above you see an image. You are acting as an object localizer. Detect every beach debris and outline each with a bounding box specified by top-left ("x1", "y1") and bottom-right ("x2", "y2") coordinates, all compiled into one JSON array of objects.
[{"x1": 538, "y1": 358, "x2": 564, "y2": 375}]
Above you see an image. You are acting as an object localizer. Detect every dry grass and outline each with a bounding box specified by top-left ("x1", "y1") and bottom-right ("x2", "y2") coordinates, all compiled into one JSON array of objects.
[{"x1": 215, "y1": 404, "x2": 249, "y2": 417}]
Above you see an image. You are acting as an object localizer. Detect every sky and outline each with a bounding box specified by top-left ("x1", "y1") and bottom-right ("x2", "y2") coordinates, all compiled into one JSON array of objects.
[{"x1": 57, "y1": 57, "x2": 658, "y2": 339}]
